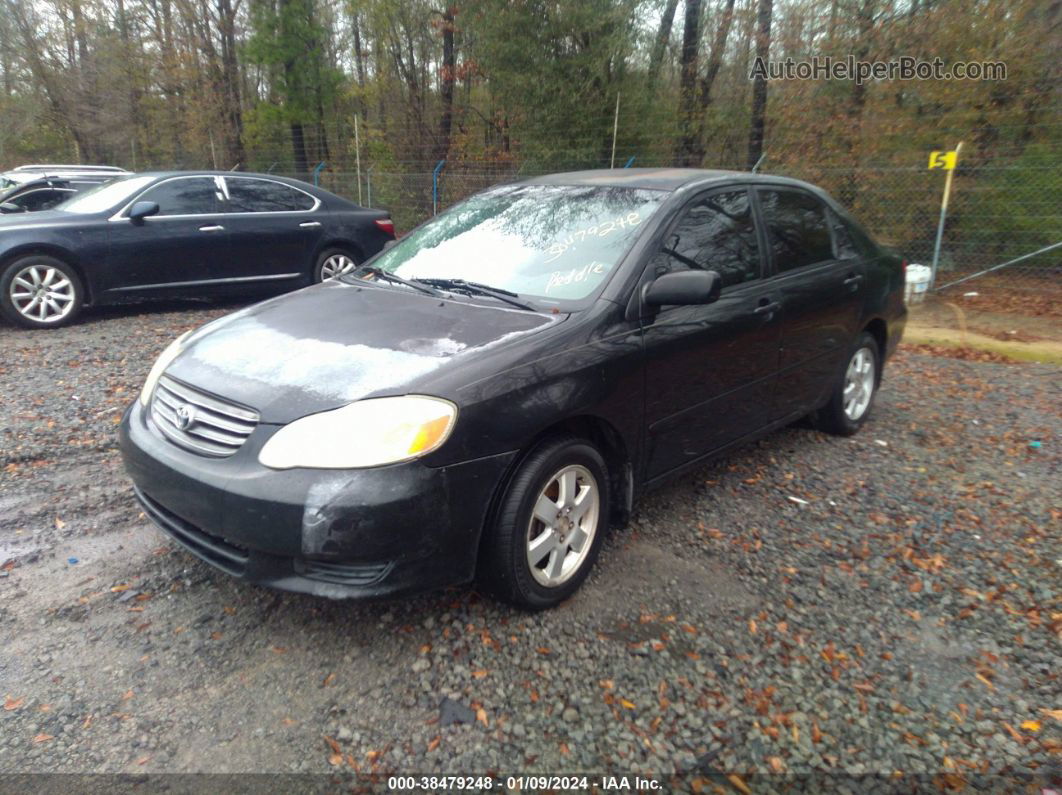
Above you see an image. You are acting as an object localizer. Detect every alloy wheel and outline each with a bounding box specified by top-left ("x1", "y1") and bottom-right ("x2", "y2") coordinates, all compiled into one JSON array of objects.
[
  {"x1": 843, "y1": 346, "x2": 875, "y2": 421},
  {"x1": 9, "y1": 265, "x2": 77, "y2": 324},
  {"x1": 320, "y1": 254, "x2": 356, "y2": 279},
  {"x1": 526, "y1": 464, "x2": 600, "y2": 588}
]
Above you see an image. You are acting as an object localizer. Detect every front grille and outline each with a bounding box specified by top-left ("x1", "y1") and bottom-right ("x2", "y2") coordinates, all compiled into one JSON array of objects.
[
  {"x1": 151, "y1": 374, "x2": 258, "y2": 457},
  {"x1": 134, "y1": 486, "x2": 249, "y2": 576}
]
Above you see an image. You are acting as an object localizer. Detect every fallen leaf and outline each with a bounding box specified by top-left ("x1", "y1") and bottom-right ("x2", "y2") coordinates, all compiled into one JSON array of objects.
[
  {"x1": 54, "y1": 517, "x2": 66, "y2": 529},
  {"x1": 328, "y1": 753, "x2": 343, "y2": 766},
  {"x1": 271, "y1": 646, "x2": 286, "y2": 654},
  {"x1": 121, "y1": 690, "x2": 134, "y2": 701},
  {"x1": 4, "y1": 696, "x2": 24, "y2": 711},
  {"x1": 321, "y1": 672, "x2": 335, "y2": 687},
  {"x1": 419, "y1": 643, "x2": 431, "y2": 654},
  {"x1": 476, "y1": 707, "x2": 488, "y2": 727},
  {"x1": 110, "y1": 584, "x2": 131, "y2": 592},
  {"x1": 1041, "y1": 708, "x2": 1062, "y2": 722},
  {"x1": 472, "y1": 669, "x2": 489, "y2": 679},
  {"x1": 210, "y1": 631, "x2": 223, "y2": 641},
  {"x1": 137, "y1": 756, "x2": 150, "y2": 766},
  {"x1": 726, "y1": 773, "x2": 752, "y2": 795},
  {"x1": 748, "y1": 619, "x2": 757, "y2": 634},
  {"x1": 324, "y1": 736, "x2": 342, "y2": 754},
  {"x1": 975, "y1": 673, "x2": 995, "y2": 690},
  {"x1": 619, "y1": 698, "x2": 636, "y2": 709},
  {"x1": 1020, "y1": 720, "x2": 1040, "y2": 732},
  {"x1": 536, "y1": 647, "x2": 551, "y2": 655},
  {"x1": 33, "y1": 733, "x2": 53, "y2": 744},
  {"x1": 427, "y1": 735, "x2": 441, "y2": 752},
  {"x1": 559, "y1": 742, "x2": 570, "y2": 755},
  {"x1": 82, "y1": 714, "x2": 93, "y2": 728},
  {"x1": 1002, "y1": 722, "x2": 1024, "y2": 742},
  {"x1": 768, "y1": 756, "x2": 785, "y2": 773}
]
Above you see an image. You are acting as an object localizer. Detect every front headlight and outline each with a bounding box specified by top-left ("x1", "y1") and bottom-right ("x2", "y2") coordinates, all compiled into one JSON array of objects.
[
  {"x1": 139, "y1": 331, "x2": 192, "y2": 406},
  {"x1": 258, "y1": 395, "x2": 457, "y2": 470}
]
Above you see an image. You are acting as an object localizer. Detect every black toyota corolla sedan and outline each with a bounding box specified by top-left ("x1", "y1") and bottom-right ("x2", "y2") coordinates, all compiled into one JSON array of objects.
[
  {"x1": 0, "y1": 171, "x2": 394, "y2": 328},
  {"x1": 119, "y1": 168, "x2": 906, "y2": 609}
]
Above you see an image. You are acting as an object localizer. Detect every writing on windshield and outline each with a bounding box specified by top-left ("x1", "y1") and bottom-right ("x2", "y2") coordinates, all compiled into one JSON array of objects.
[{"x1": 373, "y1": 184, "x2": 665, "y2": 302}]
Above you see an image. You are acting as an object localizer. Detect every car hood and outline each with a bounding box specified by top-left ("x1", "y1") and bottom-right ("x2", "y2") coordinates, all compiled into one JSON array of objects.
[{"x1": 165, "y1": 279, "x2": 566, "y2": 423}]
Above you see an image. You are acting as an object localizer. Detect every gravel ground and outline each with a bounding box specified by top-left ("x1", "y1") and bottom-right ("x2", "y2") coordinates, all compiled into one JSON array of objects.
[{"x1": 1, "y1": 300, "x2": 1059, "y2": 789}]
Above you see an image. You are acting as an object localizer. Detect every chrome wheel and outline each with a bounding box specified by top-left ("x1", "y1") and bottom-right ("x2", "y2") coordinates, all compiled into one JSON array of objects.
[
  {"x1": 843, "y1": 346, "x2": 875, "y2": 421},
  {"x1": 9, "y1": 264, "x2": 77, "y2": 324},
  {"x1": 526, "y1": 464, "x2": 600, "y2": 588},
  {"x1": 319, "y1": 253, "x2": 356, "y2": 279}
]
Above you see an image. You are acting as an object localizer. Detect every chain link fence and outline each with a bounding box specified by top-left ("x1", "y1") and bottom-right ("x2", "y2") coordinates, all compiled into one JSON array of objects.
[{"x1": 294, "y1": 157, "x2": 1061, "y2": 301}]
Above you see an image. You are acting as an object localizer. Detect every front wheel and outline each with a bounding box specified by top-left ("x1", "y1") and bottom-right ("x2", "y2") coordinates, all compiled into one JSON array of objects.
[
  {"x1": 314, "y1": 248, "x2": 359, "y2": 282},
  {"x1": 481, "y1": 436, "x2": 610, "y2": 610},
  {"x1": 0, "y1": 255, "x2": 84, "y2": 329},
  {"x1": 813, "y1": 332, "x2": 880, "y2": 436}
]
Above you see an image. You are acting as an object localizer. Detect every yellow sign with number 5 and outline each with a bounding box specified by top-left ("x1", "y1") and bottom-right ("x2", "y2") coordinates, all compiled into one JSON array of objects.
[{"x1": 928, "y1": 150, "x2": 958, "y2": 170}]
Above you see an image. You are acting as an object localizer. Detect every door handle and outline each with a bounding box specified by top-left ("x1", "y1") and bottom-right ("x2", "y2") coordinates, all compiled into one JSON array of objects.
[
  {"x1": 198, "y1": 225, "x2": 225, "y2": 232},
  {"x1": 844, "y1": 273, "x2": 864, "y2": 289},
  {"x1": 299, "y1": 221, "x2": 322, "y2": 228},
  {"x1": 754, "y1": 300, "x2": 781, "y2": 316}
]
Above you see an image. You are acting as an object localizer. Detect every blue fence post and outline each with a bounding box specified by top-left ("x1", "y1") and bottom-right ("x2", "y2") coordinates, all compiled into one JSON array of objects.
[
  {"x1": 312, "y1": 161, "x2": 326, "y2": 186},
  {"x1": 623, "y1": 156, "x2": 636, "y2": 168},
  {"x1": 432, "y1": 160, "x2": 446, "y2": 215}
]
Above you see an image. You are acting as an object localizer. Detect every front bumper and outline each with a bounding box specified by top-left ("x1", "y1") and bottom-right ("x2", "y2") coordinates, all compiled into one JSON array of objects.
[{"x1": 118, "y1": 400, "x2": 517, "y2": 599}]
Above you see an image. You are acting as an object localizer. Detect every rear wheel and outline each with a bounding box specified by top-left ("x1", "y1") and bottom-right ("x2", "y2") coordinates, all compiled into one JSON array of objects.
[
  {"x1": 813, "y1": 332, "x2": 879, "y2": 436},
  {"x1": 0, "y1": 255, "x2": 83, "y2": 329},
  {"x1": 314, "y1": 248, "x2": 359, "y2": 282},
  {"x1": 482, "y1": 436, "x2": 610, "y2": 610}
]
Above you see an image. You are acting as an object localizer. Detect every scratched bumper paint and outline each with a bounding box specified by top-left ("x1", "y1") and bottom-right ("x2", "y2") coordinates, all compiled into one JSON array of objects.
[{"x1": 119, "y1": 401, "x2": 516, "y2": 599}]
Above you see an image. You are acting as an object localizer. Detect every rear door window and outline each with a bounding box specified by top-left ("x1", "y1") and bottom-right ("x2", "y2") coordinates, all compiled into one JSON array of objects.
[
  {"x1": 224, "y1": 178, "x2": 316, "y2": 212},
  {"x1": 757, "y1": 189, "x2": 835, "y2": 272}
]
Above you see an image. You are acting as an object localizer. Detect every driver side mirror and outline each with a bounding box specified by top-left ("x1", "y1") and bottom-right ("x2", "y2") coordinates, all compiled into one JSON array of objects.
[
  {"x1": 128, "y1": 201, "x2": 160, "y2": 223},
  {"x1": 644, "y1": 270, "x2": 722, "y2": 307}
]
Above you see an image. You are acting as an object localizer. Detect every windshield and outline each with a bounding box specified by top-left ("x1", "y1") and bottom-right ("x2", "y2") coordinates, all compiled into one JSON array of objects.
[
  {"x1": 369, "y1": 184, "x2": 666, "y2": 304},
  {"x1": 57, "y1": 175, "x2": 154, "y2": 214}
]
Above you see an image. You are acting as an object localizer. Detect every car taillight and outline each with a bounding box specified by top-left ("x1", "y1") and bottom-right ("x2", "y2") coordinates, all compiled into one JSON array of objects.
[{"x1": 374, "y1": 218, "x2": 395, "y2": 237}]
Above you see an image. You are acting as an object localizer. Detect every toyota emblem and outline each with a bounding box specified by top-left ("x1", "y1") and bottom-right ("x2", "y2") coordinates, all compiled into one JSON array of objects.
[{"x1": 174, "y1": 403, "x2": 196, "y2": 431}]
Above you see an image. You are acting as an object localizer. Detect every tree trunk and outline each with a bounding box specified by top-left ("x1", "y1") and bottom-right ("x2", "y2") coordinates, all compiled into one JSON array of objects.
[
  {"x1": 674, "y1": 0, "x2": 701, "y2": 166},
  {"x1": 647, "y1": 0, "x2": 679, "y2": 92},
  {"x1": 290, "y1": 122, "x2": 309, "y2": 178},
  {"x1": 699, "y1": 0, "x2": 736, "y2": 109},
  {"x1": 433, "y1": 5, "x2": 456, "y2": 165},
  {"x1": 217, "y1": 0, "x2": 246, "y2": 168},
  {"x1": 746, "y1": 0, "x2": 773, "y2": 171}
]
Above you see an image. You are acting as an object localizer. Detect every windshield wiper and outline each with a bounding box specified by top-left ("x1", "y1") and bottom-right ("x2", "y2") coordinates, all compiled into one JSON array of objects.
[
  {"x1": 350, "y1": 266, "x2": 443, "y2": 297},
  {"x1": 416, "y1": 278, "x2": 536, "y2": 311}
]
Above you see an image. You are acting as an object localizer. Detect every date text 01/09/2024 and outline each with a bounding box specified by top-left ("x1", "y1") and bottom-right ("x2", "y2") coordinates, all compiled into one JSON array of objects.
[{"x1": 386, "y1": 775, "x2": 663, "y2": 791}]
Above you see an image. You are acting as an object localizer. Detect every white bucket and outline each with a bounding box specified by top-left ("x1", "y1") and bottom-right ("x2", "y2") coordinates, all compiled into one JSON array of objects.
[{"x1": 905, "y1": 264, "x2": 931, "y2": 304}]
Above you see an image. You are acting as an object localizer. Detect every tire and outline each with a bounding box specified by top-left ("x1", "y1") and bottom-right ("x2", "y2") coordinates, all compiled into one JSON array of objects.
[
  {"x1": 813, "y1": 331, "x2": 880, "y2": 436},
  {"x1": 481, "y1": 436, "x2": 610, "y2": 610},
  {"x1": 0, "y1": 255, "x2": 84, "y2": 329},
  {"x1": 313, "y1": 248, "x2": 360, "y2": 283}
]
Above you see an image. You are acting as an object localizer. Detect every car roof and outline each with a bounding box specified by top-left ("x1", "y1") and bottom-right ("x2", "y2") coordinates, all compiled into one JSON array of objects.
[{"x1": 520, "y1": 167, "x2": 823, "y2": 194}]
